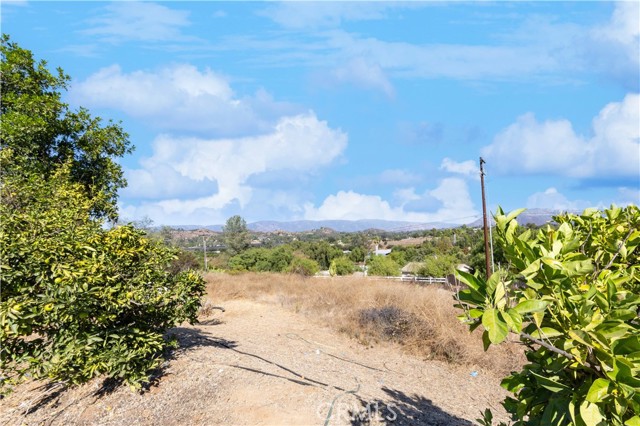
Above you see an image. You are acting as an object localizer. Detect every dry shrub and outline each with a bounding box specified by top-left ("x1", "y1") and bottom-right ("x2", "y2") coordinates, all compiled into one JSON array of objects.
[
  {"x1": 358, "y1": 305, "x2": 416, "y2": 342},
  {"x1": 204, "y1": 272, "x2": 524, "y2": 375}
]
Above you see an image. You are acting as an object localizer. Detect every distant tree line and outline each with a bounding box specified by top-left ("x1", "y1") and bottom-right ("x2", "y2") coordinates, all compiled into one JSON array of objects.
[{"x1": 144, "y1": 216, "x2": 528, "y2": 278}]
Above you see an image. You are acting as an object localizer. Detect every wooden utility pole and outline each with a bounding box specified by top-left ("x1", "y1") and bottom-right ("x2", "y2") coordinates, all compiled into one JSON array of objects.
[
  {"x1": 203, "y1": 236, "x2": 208, "y2": 271},
  {"x1": 480, "y1": 157, "x2": 492, "y2": 278}
]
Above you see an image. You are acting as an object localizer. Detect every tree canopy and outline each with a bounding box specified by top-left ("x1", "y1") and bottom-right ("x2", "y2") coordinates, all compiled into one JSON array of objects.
[
  {"x1": 457, "y1": 206, "x2": 640, "y2": 425},
  {"x1": 223, "y1": 215, "x2": 251, "y2": 256},
  {"x1": 0, "y1": 34, "x2": 132, "y2": 219},
  {"x1": 0, "y1": 37, "x2": 204, "y2": 391}
]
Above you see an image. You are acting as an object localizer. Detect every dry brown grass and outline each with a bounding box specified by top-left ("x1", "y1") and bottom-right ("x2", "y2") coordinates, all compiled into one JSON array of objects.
[{"x1": 203, "y1": 272, "x2": 524, "y2": 376}]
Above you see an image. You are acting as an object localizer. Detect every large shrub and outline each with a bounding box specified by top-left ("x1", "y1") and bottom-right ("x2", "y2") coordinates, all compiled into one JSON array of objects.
[
  {"x1": 456, "y1": 206, "x2": 640, "y2": 426},
  {"x1": 0, "y1": 161, "x2": 205, "y2": 389},
  {"x1": 418, "y1": 253, "x2": 458, "y2": 277},
  {"x1": 329, "y1": 256, "x2": 356, "y2": 276},
  {"x1": 367, "y1": 256, "x2": 401, "y2": 276},
  {"x1": 1, "y1": 35, "x2": 131, "y2": 220},
  {"x1": 228, "y1": 246, "x2": 293, "y2": 273},
  {"x1": 286, "y1": 257, "x2": 320, "y2": 276}
]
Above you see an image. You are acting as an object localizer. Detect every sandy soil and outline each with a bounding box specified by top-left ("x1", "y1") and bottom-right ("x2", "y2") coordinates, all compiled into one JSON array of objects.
[{"x1": 0, "y1": 299, "x2": 511, "y2": 425}]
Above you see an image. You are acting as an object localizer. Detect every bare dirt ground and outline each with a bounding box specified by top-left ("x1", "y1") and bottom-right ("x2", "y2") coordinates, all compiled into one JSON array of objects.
[{"x1": 1, "y1": 298, "x2": 511, "y2": 426}]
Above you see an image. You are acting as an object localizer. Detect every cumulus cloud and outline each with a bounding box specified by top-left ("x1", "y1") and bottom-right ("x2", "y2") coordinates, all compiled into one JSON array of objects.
[
  {"x1": 120, "y1": 113, "x2": 347, "y2": 224},
  {"x1": 82, "y1": 2, "x2": 192, "y2": 42},
  {"x1": 440, "y1": 158, "x2": 480, "y2": 179},
  {"x1": 586, "y1": 2, "x2": 640, "y2": 90},
  {"x1": 121, "y1": 165, "x2": 218, "y2": 201},
  {"x1": 526, "y1": 187, "x2": 587, "y2": 211},
  {"x1": 71, "y1": 64, "x2": 298, "y2": 136},
  {"x1": 481, "y1": 93, "x2": 640, "y2": 179},
  {"x1": 304, "y1": 178, "x2": 478, "y2": 224}
]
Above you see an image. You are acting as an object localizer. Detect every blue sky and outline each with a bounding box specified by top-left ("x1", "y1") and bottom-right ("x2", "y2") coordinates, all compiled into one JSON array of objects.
[{"x1": 3, "y1": 1, "x2": 639, "y2": 226}]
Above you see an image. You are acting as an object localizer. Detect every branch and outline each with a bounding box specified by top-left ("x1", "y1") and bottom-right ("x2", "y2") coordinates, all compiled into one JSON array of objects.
[
  {"x1": 519, "y1": 331, "x2": 601, "y2": 374},
  {"x1": 592, "y1": 228, "x2": 634, "y2": 279},
  {"x1": 519, "y1": 332, "x2": 576, "y2": 361}
]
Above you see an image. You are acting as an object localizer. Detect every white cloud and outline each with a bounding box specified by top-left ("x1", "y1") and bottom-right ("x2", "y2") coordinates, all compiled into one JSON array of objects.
[
  {"x1": 242, "y1": 2, "x2": 637, "y2": 89},
  {"x1": 83, "y1": 2, "x2": 192, "y2": 42},
  {"x1": 71, "y1": 64, "x2": 298, "y2": 136},
  {"x1": 526, "y1": 187, "x2": 586, "y2": 211},
  {"x1": 120, "y1": 113, "x2": 347, "y2": 224},
  {"x1": 121, "y1": 165, "x2": 218, "y2": 200},
  {"x1": 326, "y1": 57, "x2": 395, "y2": 98},
  {"x1": 616, "y1": 187, "x2": 640, "y2": 207},
  {"x1": 320, "y1": 30, "x2": 559, "y2": 82},
  {"x1": 440, "y1": 158, "x2": 480, "y2": 179},
  {"x1": 261, "y1": 2, "x2": 404, "y2": 29},
  {"x1": 481, "y1": 93, "x2": 640, "y2": 179},
  {"x1": 304, "y1": 178, "x2": 478, "y2": 224},
  {"x1": 586, "y1": 2, "x2": 639, "y2": 89}
]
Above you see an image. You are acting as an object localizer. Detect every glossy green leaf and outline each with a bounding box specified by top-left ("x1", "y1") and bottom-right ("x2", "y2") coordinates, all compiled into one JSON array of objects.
[
  {"x1": 586, "y1": 379, "x2": 612, "y2": 403},
  {"x1": 579, "y1": 400, "x2": 605, "y2": 426},
  {"x1": 482, "y1": 308, "x2": 509, "y2": 344},
  {"x1": 513, "y1": 299, "x2": 548, "y2": 315}
]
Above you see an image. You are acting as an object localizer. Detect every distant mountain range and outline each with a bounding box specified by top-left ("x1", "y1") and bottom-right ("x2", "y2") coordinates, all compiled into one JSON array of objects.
[
  {"x1": 467, "y1": 208, "x2": 573, "y2": 228},
  {"x1": 171, "y1": 209, "x2": 566, "y2": 233}
]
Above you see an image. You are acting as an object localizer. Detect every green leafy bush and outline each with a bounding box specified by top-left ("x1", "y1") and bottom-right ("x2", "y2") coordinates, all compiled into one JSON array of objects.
[
  {"x1": 456, "y1": 206, "x2": 640, "y2": 425},
  {"x1": 168, "y1": 249, "x2": 203, "y2": 275},
  {"x1": 286, "y1": 257, "x2": 320, "y2": 276},
  {"x1": 0, "y1": 157, "x2": 205, "y2": 390},
  {"x1": 367, "y1": 256, "x2": 401, "y2": 276},
  {"x1": 228, "y1": 246, "x2": 293, "y2": 273},
  {"x1": 418, "y1": 253, "x2": 458, "y2": 277},
  {"x1": 1, "y1": 34, "x2": 131, "y2": 220},
  {"x1": 302, "y1": 241, "x2": 343, "y2": 270},
  {"x1": 329, "y1": 256, "x2": 356, "y2": 276}
]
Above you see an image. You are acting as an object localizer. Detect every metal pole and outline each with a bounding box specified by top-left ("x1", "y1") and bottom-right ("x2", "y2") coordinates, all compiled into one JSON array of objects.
[
  {"x1": 203, "y1": 236, "x2": 208, "y2": 271},
  {"x1": 480, "y1": 157, "x2": 492, "y2": 278},
  {"x1": 489, "y1": 214, "x2": 495, "y2": 272}
]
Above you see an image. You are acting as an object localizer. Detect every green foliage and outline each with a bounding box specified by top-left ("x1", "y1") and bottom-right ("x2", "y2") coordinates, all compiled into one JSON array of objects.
[
  {"x1": 168, "y1": 249, "x2": 203, "y2": 275},
  {"x1": 418, "y1": 254, "x2": 458, "y2": 277},
  {"x1": 286, "y1": 256, "x2": 320, "y2": 276},
  {"x1": 223, "y1": 215, "x2": 251, "y2": 256},
  {"x1": 469, "y1": 234, "x2": 506, "y2": 276},
  {"x1": 329, "y1": 256, "x2": 356, "y2": 276},
  {"x1": 367, "y1": 256, "x2": 401, "y2": 276},
  {"x1": 348, "y1": 246, "x2": 366, "y2": 263},
  {"x1": 1, "y1": 151, "x2": 204, "y2": 389},
  {"x1": 388, "y1": 250, "x2": 407, "y2": 267},
  {"x1": 228, "y1": 246, "x2": 293, "y2": 273},
  {"x1": 1, "y1": 35, "x2": 132, "y2": 220},
  {"x1": 302, "y1": 241, "x2": 343, "y2": 270},
  {"x1": 455, "y1": 206, "x2": 640, "y2": 426}
]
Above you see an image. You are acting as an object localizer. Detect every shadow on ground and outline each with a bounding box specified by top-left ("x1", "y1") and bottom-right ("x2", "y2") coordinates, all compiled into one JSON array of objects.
[
  {"x1": 349, "y1": 387, "x2": 473, "y2": 426},
  {"x1": 170, "y1": 326, "x2": 237, "y2": 353},
  {"x1": 172, "y1": 326, "x2": 343, "y2": 390}
]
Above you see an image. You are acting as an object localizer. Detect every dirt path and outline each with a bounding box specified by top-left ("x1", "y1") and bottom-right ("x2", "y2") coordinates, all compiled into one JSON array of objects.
[{"x1": 1, "y1": 300, "x2": 511, "y2": 425}]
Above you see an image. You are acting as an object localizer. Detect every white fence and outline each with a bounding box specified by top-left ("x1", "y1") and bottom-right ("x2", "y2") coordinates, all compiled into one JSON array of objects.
[
  {"x1": 377, "y1": 275, "x2": 448, "y2": 284},
  {"x1": 314, "y1": 274, "x2": 448, "y2": 285}
]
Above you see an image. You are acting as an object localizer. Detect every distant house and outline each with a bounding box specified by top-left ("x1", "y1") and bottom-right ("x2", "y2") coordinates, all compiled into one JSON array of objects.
[
  {"x1": 373, "y1": 248, "x2": 392, "y2": 256},
  {"x1": 372, "y1": 244, "x2": 391, "y2": 256}
]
